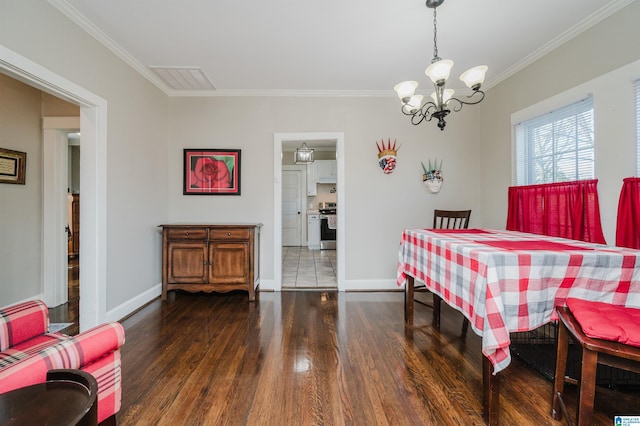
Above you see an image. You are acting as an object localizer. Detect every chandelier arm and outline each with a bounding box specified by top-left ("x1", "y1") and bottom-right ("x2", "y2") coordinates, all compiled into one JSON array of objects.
[
  {"x1": 446, "y1": 90, "x2": 486, "y2": 112},
  {"x1": 420, "y1": 102, "x2": 438, "y2": 119},
  {"x1": 400, "y1": 102, "x2": 441, "y2": 126},
  {"x1": 411, "y1": 113, "x2": 427, "y2": 126}
]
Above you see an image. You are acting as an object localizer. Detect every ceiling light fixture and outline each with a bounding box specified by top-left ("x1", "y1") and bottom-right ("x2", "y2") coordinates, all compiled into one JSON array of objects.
[
  {"x1": 394, "y1": 0, "x2": 488, "y2": 131},
  {"x1": 294, "y1": 142, "x2": 315, "y2": 164}
]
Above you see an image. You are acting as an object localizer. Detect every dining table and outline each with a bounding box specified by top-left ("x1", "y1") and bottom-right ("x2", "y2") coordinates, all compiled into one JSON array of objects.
[{"x1": 397, "y1": 228, "x2": 640, "y2": 425}]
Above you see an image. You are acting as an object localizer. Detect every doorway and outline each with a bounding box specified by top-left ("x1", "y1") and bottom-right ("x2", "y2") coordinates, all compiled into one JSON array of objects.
[
  {"x1": 1, "y1": 46, "x2": 109, "y2": 330},
  {"x1": 273, "y1": 132, "x2": 345, "y2": 293}
]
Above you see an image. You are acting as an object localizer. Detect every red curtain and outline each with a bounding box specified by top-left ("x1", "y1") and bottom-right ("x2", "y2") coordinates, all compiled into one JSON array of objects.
[
  {"x1": 506, "y1": 179, "x2": 606, "y2": 244},
  {"x1": 616, "y1": 177, "x2": 640, "y2": 249}
]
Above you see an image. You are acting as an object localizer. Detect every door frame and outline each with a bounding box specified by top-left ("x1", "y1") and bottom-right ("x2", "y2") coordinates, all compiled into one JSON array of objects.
[
  {"x1": 282, "y1": 165, "x2": 307, "y2": 246},
  {"x1": 42, "y1": 117, "x2": 80, "y2": 308},
  {"x1": 273, "y1": 132, "x2": 345, "y2": 292},
  {"x1": 0, "y1": 45, "x2": 108, "y2": 330}
]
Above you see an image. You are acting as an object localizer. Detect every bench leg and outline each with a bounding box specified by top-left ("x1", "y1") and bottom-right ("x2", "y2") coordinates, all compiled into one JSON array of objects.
[{"x1": 577, "y1": 349, "x2": 597, "y2": 426}]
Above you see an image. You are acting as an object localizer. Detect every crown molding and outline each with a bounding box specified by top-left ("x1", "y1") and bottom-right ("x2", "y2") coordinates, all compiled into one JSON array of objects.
[
  {"x1": 47, "y1": 0, "x2": 172, "y2": 95},
  {"x1": 49, "y1": 0, "x2": 634, "y2": 98},
  {"x1": 164, "y1": 88, "x2": 393, "y2": 98},
  {"x1": 484, "y1": 0, "x2": 635, "y2": 90}
]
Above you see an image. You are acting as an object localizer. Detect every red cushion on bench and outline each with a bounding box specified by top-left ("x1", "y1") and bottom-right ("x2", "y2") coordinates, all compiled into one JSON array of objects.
[{"x1": 566, "y1": 298, "x2": 640, "y2": 348}]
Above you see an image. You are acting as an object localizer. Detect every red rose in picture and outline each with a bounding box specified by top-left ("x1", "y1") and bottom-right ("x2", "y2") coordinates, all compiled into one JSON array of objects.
[{"x1": 190, "y1": 157, "x2": 231, "y2": 189}]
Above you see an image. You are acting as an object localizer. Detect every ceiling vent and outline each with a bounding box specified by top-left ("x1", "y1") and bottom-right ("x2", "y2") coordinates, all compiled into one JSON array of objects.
[{"x1": 150, "y1": 67, "x2": 215, "y2": 90}]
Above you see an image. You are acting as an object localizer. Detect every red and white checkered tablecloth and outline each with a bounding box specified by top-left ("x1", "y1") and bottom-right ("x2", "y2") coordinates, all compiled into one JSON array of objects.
[{"x1": 397, "y1": 228, "x2": 640, "y2": 373}]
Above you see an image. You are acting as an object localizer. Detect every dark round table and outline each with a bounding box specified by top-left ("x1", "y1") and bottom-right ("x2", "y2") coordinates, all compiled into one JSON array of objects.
[{"x1": 0, "y1": 369, "x2": 97, "y2": 426}]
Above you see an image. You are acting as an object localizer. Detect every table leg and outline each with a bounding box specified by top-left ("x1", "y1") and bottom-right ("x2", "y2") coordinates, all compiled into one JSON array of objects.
[
  {"x1": 483, "y1": 355, "x2": 500, "y2": 426},
  {"x1": 405, "y1": 275, "x2": 414, "y2": 326},
  {"x1": 433, "y1": 293, "x2": 442, "y2": 329}
]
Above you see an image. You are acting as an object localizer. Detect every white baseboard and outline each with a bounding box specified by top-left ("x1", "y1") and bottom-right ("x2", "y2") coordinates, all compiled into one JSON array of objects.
[
  {"x1": 259, "y1": 279, "x2": 275, "y2": 291},
  {"x1": 106, "y1": 283, "x2": 162, "y2": 323},
  {"x1": 103, "y1": 278, "x2": 400, "y2": 324},
  {"x1": 343, "y1": 279, "x2": 399, "y2": 291},
  {"x1": 259, "y1": 279, "x2": 399, "y2": 292}
]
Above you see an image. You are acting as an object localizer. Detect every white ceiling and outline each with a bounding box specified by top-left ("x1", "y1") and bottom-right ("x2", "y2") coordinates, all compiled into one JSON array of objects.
[{"x1": 54, "y1": 0, "x2": 632, "y2": 97}]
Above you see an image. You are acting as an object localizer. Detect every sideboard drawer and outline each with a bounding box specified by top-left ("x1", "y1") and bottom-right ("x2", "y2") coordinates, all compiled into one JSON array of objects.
[
  {"x1": 209, "y1": 228, "x2": 250, "y2": 241},
  {"x1": 166, "y1": 227, "x2": 208, "y2": 240}
]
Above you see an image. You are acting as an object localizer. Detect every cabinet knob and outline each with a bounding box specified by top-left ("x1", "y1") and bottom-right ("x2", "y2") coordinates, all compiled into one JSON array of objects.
[
  {"x1": 227, "y1": 232, "x2": 231, "y2": 237},
  {"x1": 185, "y1": 232, "x2": 190, "y2": 236}
]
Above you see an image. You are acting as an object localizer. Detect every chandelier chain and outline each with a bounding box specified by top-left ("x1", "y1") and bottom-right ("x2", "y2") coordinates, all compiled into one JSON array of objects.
[{"x1": 432, "y1": 8, "x2": 439, "y2": 62}]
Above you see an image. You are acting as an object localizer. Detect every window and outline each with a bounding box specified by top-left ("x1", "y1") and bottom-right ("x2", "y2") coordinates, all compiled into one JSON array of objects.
[
  {"x1": 636, "y1": 79, "x2": 640, "y2": 175},
  {"x1": 515, "y1": 97, "x2": 594, "y2": 185}
]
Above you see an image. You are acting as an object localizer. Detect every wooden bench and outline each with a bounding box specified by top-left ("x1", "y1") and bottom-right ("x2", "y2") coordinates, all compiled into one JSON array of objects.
[{"x1": 552, "y1": 302, "x2": 640, "y2": 425}]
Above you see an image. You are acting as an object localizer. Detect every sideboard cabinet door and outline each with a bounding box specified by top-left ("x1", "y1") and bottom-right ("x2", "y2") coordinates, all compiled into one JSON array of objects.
[
  {"x1": 209, "y1": 242, "x2": 248, "y2": 284},
  {"x1": 166, "y1": 241, "x2": 208, "y2": 284}
]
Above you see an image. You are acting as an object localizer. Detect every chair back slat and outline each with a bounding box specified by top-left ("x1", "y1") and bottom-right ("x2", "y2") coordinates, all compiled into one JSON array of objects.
[{"x1": 433, "y1": 209, "x2": 471, "y2": 230}]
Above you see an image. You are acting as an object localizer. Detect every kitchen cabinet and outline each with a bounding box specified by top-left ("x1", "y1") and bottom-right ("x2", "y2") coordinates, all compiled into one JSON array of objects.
[
  {"x1": 307, "y1": 214, "x2": 320, "y2": 249},
  {"x1": 306, "y1": 160, "x2": 337, "y2": 195},
  {"x1": 314, "y1": 160, "x2": 337, "y2": 183},
  {"x1": 306, "y1": 163, "x2": 316, "y2": 196},
  {"x1": 160, "y1": 224, "x2": 261, "y2": 301}
]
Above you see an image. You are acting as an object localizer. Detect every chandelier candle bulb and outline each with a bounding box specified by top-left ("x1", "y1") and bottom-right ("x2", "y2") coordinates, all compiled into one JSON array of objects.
[
  {"x1": 394, "y1": 81, "x2": 418, "y2": 101},
  {"x1": 460, "y1": 66, "x2": 488, "y2": 90},
  {"x1": 425, "y1": 59, "x2": 454, "y2": 84},
  {"x1": 431, "y1": 89, "x2": 454, "y2": 106},
  {"x1": 406, "y1": 95, "x2": 423, "y2": 113}
]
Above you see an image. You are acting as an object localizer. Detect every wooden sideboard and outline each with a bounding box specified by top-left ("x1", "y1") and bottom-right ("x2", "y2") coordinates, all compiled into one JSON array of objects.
[{"x1": 160, "y1": 224, "x2": 261, "y2": 301}]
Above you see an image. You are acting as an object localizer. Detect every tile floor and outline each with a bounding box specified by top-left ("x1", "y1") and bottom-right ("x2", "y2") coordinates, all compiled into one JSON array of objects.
[{"x1": 282, "y1": 247, "x2": 337, "y2": 288}]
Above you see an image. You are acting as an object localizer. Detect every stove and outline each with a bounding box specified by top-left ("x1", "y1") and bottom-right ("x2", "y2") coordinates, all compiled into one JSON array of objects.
[
  {"x1": 318, "y1": 202, "x2": 337, "y2": 249},
  {"x1": 318, "y1": 201, "x2": 337, "y2": 215}
]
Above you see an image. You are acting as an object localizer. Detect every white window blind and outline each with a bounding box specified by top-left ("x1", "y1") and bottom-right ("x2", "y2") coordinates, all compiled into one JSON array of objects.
[
  {"x1": 636, "y1": 79, "x2": 640, "y2": 176},
  {"x1": 515, "y1": 97, "x2": 594, "y2": 185}
]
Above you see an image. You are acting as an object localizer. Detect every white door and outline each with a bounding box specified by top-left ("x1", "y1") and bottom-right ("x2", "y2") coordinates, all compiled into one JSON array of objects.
[
  {"x1": 43, "y1": 122, "x2": 78, "y2": 307},
  {"x1": 282, "y1": 169, "x2": 303, "y2": 246}
]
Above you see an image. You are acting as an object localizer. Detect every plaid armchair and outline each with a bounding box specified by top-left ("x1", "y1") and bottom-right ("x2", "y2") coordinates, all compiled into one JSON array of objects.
[{"x1": 0, "y1": 300, "x2": 125, "y2": 424}]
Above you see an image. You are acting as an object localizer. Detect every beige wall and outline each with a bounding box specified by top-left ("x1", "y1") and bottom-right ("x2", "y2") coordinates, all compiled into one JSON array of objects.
[
  {"x1": 42, "y1": 92, "x2": 80, "y2": 117},
  {"x1": 0, "y1": 73, "x2": 43, "y2": 302},
  {"x1": 479, "y1": 1, "x2": 640, "y2": 244},
  {"x1": 168, "y1": 96, "x2": 483, "y2": 285}
]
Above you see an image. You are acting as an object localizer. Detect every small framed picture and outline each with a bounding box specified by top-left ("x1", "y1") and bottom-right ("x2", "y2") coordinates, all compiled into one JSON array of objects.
[
  {"x1": 0, "y1": 148, "x2": 26, "y2": 185},
  {"x1": 183, "y1": 149, "x2": 241, "y2": 195}
]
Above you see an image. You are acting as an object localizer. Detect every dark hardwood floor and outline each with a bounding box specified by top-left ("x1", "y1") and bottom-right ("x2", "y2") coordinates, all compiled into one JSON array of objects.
[
  {"x1": 48, "y1": 257, "x2": 80, "y2": 335},
  {"x1": 116, "y1": 290, "x2": 639, "y2": 425}
]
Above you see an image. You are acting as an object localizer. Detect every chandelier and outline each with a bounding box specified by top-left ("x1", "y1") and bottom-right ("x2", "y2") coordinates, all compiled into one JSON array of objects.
[
  {"x1": 294, "y1": 142, "x2": 315, "y2": 164},
  {"x1": 394, "y1": 0, "x2": 488, "y2": 130}
]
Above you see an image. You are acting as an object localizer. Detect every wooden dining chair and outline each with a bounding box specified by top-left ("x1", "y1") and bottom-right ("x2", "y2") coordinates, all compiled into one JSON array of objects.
[
  {"x1": 414, "y1": 210, "x2": 472, "y2": 335},
  {"x1": 433, "y1": 209, "x2": 472, "y2": 229}
]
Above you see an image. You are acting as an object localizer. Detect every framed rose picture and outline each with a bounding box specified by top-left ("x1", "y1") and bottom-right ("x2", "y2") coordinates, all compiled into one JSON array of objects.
[
  {"x1": 0, "y1": 148, "x2": 26, "y2": 185},
  {"x1": 183, "y1": 149, "x2": 241, "y2": 195}
]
